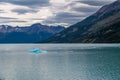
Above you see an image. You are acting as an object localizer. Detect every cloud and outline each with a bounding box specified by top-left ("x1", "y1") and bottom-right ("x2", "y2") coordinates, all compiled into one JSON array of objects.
[
  {"x1": 43, "y1": 1, "x2": 100, "y2": 26},
  {"x1": 0, "y1": 16, "x2": 27, "y2": 24},
  {"x1": 0, "y1": 9, "x2": 4, "y2": 13},
  {"x1": 0, "y1": 0, "x2": 116, "y2": 27},
  {"x1": 69, "y1": 1, "x2": 100, "y2": 12},
  {"x1": 43, "y1": 0, "x2": 115, "y2": 27},
  {"x1": 11, "y1": 8, "x2": 38, "y2": 14},
  {"x1": 0, "y1": 3, "x2": 53, "y2": 26},
  {"x1": 79, "y1": 0, "x2": 115, "y2": 6},
  {"x1": 0, "y1": 20, "x2": 27, "y2": 23},
  {"x1": 29, "y1": 18, "x2": 46, "y2": 20},
  {"x1": 0, "y1": 0, "x2": 50, "y2": 8},
  {"x1": 43, "y1": 12, "x2": 85, "y2": 26},
  {"x1": 0, "y1": 17, "x2": 18, "y2": 20},
  {"x1": 55, "y1": 12, "x2": 85, "y2": 18}
]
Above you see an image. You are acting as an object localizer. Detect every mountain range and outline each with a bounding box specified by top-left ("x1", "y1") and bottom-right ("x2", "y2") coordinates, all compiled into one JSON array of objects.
[
  {"x1": 43, "y1": 0, "x2": 120, "y2": 43},
  {"x1": 0, "y1": 0, "x2": 120, "y2": 43},
  {"x1": 0, "y1": 23, "x2": 64, "y2": 43}
]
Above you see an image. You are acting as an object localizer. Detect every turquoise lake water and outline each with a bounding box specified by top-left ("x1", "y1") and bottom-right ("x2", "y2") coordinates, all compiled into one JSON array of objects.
[{"x1": 0, "y1": 44, "x2": 120, "y2": 80}]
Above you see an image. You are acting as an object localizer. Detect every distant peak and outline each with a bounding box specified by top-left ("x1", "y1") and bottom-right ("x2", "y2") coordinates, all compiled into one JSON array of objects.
[
  {"x1": 31, "y1": 23, "x2": 43, "y2": 27},
  {"x1": 32, "y1": 23, "x2": 42, "y2": 25}
]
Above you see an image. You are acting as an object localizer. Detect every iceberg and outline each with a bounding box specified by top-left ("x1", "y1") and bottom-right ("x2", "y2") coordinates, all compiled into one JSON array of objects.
[{"x1": 29, "y1": 48, "x2": 47, "y2": 54}]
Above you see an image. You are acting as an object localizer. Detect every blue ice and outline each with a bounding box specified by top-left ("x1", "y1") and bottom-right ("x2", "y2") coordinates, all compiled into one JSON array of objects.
[{"x1": 29, "y1": 48, "x2": 47, "y2": 54}]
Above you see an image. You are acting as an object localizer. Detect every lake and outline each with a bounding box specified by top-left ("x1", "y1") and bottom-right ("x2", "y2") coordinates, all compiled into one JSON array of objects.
[{"x1": 0, "y1": 44, "x2": 120, "y2": 80}]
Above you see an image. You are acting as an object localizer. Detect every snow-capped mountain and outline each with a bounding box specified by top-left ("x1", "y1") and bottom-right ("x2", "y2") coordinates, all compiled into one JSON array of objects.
[{"x1": 0, "y1": 23, "x2": 64, "y2": 43}]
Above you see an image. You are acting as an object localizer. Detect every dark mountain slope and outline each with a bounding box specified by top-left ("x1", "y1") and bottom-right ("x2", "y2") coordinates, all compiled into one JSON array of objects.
[
  {"x1": 78, "y1": 12, "x2": 120, "y2": 43},
  {"x1": 43, "y1": 0, "x2": 120, "y2": 43}
]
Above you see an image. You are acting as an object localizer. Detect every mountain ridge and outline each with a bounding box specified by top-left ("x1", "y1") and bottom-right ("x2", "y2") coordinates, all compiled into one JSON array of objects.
[
  {"x1": 0, "y1": 23, "x2": 64, "y2": 43},
  {"x1": 43, "y1": 0, "x2": 120, "y2": 43}
]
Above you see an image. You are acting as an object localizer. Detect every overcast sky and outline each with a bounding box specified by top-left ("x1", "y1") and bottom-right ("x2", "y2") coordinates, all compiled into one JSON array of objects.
[{"x1": 0, "y1": 0, "x2": 116, "y2": 27}]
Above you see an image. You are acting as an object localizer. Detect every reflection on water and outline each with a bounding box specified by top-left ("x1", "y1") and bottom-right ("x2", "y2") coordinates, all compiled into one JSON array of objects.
[{"x1": 0, "y1": 44, "x2": 120, "y2": 80}]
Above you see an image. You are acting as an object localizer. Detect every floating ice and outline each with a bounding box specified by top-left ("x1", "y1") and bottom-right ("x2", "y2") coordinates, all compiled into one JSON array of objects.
[{"x1": 29, "y1": 48, "x2": 47, "y2": 54}]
